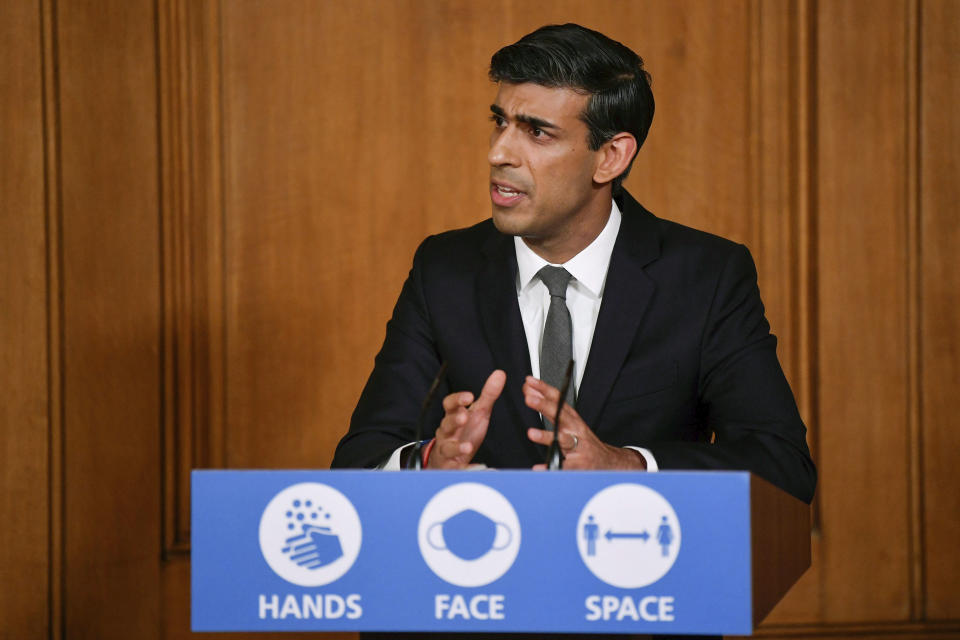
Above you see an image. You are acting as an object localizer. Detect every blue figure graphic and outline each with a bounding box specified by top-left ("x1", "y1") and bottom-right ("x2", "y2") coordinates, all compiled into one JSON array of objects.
[
  {"x1": 280, "y1": 499, "x2": 343, "y2": 569},
  {"x1": 657, "y1": 516, "x2": 673, "y2": 557},
  {"x1": 583, "y1": 515, "x2": 599, "y2": 556}
]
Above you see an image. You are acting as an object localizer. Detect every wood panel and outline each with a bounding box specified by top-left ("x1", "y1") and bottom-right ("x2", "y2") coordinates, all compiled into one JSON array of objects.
[
  {"x1": 178, "y1": 0, "x2": 816, "y2": 635},
  {"x1": 217, "y1": 0, "x2": 791, "y2": 468},
  {"x1": 0, "y1": 0, "x2": 51, "y2": 637},
  {"x1": 623, "y1": 0, "x2": 754, "y2": 245},
  {"x1": 755, "y1": 622, "x2": 960, "y2": 639},
  {"x1": 746, "y1": 0, "x2": 809, "y2": 396},
  {"x1": 202, "y1": 2, "x2": 810, "y2": 635},
  {"x1": 56, "y1": 0, "x2": 162, "y2": 636},
  {"x1": 220, "y1": 0, "x2": 497, "y2": 469},
  {"x1": 815, "y1": 0, "x2": 912, "y2": 623},
  {"x1": 921, "y1": 0, "x2": 960, "y2": 620},
  {"x1": 752, "y1": 1, "x2": 821, "y2": 626},
  {"x1": 2, "y1": 0, "x2": 959, "y2": 638},
  {"x1": 157, "y1": 0, "x2": 227, "y2": 556}
]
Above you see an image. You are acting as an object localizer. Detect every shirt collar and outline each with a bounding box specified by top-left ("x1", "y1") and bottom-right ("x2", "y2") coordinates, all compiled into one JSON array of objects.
[{"x1": 514, "y1": 200, "x2": 622, "y2": 298}]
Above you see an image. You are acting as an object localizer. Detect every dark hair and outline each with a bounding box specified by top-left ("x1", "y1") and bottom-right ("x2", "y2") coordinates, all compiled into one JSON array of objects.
[{"x1": 489, "y1": 23, "x2": 654, "y2": 193}]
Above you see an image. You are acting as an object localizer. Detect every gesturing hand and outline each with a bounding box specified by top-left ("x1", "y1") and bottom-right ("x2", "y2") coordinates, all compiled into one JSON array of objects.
[
  {"x1": 427, "y1": 370, "x2": 506, "y2": 469},
  {"x1": 522, "y1": 376, "x2": 647, "y2": 471}
]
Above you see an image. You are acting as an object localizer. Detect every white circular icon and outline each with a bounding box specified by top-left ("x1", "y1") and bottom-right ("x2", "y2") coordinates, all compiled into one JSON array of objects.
[
  {"x1": 259, "y1": 482, "x2": 361, "y2": 587},
  {"x1": 577, "y1": 483, "x2": 681, "y2": 588},
  {"x1": 417, "y1": 483, "x2": 521, "y2": 587}
]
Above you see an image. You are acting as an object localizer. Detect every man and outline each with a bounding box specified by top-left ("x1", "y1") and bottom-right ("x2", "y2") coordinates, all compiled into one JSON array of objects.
[{"x1": 332, "y1": 23, "x2": 816, "y2": 505}]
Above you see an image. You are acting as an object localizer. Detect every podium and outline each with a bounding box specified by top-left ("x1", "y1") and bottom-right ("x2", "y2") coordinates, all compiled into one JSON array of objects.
[{"x1": 192, "y1": 470, "x2": 809, "y2": 635}]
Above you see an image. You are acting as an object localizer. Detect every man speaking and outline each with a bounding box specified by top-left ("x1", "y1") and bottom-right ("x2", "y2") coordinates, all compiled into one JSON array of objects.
[{"x1": 332, "y1": 23, "x2": 816, "y2": 505}]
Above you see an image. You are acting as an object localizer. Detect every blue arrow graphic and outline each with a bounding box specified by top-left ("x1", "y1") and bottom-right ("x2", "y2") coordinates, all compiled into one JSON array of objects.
[{"x1": 604, "y1": 529, "x2": 650, "y2": 542}]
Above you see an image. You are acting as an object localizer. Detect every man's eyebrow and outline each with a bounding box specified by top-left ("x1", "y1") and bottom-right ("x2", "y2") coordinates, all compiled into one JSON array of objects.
[{"x1": 490, "y1": 104, "x2": 560, "y2": 130}]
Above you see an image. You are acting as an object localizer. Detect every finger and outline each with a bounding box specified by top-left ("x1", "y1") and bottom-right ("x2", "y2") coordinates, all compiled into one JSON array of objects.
[
  {"x1": 523, "y1": 386, "x2": 576, "y2": 424},
  {"x1": 521, "y1": 382, "x2": 545, "y2": 403},
  {"x1": 523, "y1": 391, "x2": 550, "y2": 415},
  {"x1": 526, "y1": 427, "x2": 580, "y2": 456},
  {"x1": 524, "y1": 376, "x2": 560, "y2": 400},
  {"x1": 523, "y1": 376, "x2": 566, "y2": 416},
  {"x1": 527, "y1": 427, "x2": 554, "y2": 445},
  {"x1": 435, "y1": 406, "x2": 470, "y2": 437},
  {"x1": 433, "y1": 438, "x2": 470, "y2": 467},
  {"x1": 529, "y1": 386, "x2": 586, "y2": 431},
  {"x1": 436, "y1": 437, "x2": 463, "y2": 458},
  {"x1": 530, "y1": 427, "x2": 579, "y2": 450},
  {"x1": 554, "y1": 400, "x2": 587, "y2": 429},
  {"x1": 471, "y1": 370, "x2": 506, "y2": 411},
  {"x1": 442, "y1": 390, "x2": 474, "y2": 413}
]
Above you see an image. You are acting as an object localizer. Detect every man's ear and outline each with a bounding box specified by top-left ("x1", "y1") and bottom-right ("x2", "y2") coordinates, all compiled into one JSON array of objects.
[{"x1": 593, "y1": 133, "x2": 638, "y2": 185}]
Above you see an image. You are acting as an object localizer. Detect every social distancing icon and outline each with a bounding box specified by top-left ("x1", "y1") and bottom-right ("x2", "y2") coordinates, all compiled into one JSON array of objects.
[{"x1": 577, "y1": 483, "x2": 681, "y2": 588}]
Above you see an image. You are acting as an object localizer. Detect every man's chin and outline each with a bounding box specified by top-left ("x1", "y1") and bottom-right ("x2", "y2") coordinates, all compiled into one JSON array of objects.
[{"x1": 491, "y1": 209, "x2": 523, "y2": 236}]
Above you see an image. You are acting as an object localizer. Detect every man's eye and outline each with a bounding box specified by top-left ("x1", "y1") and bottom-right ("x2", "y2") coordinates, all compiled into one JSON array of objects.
[
  {"x1": 531, "y1": 127, "x2": 544, "y2": 137},
  {"x1": 490, "y1": 115, "x2": 505, "y2": 127}
]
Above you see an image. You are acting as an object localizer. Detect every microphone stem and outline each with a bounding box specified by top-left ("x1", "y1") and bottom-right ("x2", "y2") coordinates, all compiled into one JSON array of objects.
[
  {"x1": 406, "y1": 361, "x2": 448, "y2": 470},
  {"x1": 546, "y1": 360, "x2": 574, "y2": 470}
]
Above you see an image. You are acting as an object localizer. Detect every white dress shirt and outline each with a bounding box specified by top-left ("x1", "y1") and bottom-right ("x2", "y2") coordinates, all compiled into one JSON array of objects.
[
  {"x1": 513, "y1": 202, "x2": 657, "y2": 471},
  {"x1": 381, "y1": 200, "x2": 657, "y2": 470}
]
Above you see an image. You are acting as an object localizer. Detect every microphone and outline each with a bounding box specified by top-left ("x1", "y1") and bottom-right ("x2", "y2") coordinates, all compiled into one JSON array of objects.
[
  {"x1": 406, "y1": 361, "x2": 448, "y2": 470},
  {"x1": 545, "y1": 360, "x2": 575, "y2": 470}
]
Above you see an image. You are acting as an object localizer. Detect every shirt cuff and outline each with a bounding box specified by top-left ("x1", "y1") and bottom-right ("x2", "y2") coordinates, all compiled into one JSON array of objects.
[
  {"x1": 384, "y1": 443, "x2": 657, "y2": 470},
  {"x1": 623, "y1": 446, "x2": 658, "y2": 471},
  {"x1": 378, "y1": 444, "x2": 408, "y2": 470}
]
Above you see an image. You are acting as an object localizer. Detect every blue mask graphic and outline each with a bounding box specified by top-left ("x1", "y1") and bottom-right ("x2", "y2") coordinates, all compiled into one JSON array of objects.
[{"x1": 428, "y1": 509, "x2": 511, "y2": 560}]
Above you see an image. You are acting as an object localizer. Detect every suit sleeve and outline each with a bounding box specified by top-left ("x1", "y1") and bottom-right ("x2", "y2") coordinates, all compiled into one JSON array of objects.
[
  {"x1": 648, "y1": 244, "x2": 817, "y2": 503},
  {"x1": 330, "y1": 237, "x2": 446, "y2": 468}
]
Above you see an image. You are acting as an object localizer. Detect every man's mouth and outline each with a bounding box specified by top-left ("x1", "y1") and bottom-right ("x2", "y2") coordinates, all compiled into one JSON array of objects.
[{"x1": 491, "y1": 182, "x2": 526, "y2": 206}]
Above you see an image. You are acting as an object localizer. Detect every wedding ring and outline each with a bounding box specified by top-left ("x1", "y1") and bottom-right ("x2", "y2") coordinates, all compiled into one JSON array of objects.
[{"x1": 569, "y1": 434, "x2": 579, "y2": 451}]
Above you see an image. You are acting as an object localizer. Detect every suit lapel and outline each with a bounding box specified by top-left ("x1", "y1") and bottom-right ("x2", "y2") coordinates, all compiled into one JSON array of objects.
[
  {"x1": 475, "y1": 232, "x2": 540, "y2": 434},
  {"x1": 577, "y1": 194, "x2": 661, "y2": 430}
]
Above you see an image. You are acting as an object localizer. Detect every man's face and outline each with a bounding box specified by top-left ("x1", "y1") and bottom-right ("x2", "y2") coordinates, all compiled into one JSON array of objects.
[{"x1": 488, "y1": 82, "x2": 604, "y2": 251}]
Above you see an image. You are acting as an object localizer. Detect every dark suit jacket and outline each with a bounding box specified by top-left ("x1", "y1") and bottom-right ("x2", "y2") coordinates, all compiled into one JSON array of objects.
[{"x1": 332, "y1": 190, "x2": 816, "y2": 503}]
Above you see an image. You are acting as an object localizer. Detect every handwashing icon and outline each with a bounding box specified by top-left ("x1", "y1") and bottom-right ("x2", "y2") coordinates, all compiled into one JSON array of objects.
[
  {"x1": 259, "y1": 482, "x2": 362, "y2": 587},
  {"x1": 426, "y1": 508, "x2": 512, "y2": 560}
]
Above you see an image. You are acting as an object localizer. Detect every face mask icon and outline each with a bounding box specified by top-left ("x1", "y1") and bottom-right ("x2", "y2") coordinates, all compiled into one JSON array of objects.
[{"x1": 426, "y1": 508, "x2": 512, "y2": 560}]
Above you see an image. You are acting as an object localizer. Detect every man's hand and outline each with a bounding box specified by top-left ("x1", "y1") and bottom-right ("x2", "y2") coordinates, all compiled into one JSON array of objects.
[
  {"x1": 522, "y1": 376, "x2": 647, "y2": 471},
  {"x1": 427, "y1": 370, "x2": 506, "y2": 469}
]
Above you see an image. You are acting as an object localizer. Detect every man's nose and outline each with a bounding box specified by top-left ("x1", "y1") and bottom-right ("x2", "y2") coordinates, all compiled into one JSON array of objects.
[{"x1": 488, "y1": 128, "x2": 520, "y2": 167}]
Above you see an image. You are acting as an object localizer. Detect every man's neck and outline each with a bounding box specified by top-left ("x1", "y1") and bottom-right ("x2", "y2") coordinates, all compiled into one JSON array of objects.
[{"x1": 522, "y1": 194, "x2": 614, "y2": 264}]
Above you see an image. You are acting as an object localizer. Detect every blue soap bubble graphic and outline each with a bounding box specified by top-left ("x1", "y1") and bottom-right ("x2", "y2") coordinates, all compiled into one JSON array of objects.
[
  {"x1": 426, "y1": 508, "x2": 512, "y2": 560},
  {"x1": 280, "y1": 498, "x2": 344, "y2": 569}
]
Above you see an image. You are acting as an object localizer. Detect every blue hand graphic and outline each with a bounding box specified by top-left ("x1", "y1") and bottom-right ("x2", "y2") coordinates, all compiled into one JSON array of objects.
[{"x1": 281, "y1": 524, "x2": 344, "y2": 569}]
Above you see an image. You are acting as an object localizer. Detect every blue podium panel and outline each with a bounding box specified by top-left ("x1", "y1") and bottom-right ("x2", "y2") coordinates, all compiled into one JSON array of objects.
[{"x1": 192, "y1": 470, "x2": 753, "y2": 635}]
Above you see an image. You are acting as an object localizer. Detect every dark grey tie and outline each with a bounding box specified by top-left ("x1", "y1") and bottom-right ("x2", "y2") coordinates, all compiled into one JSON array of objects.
[{"x1": 538, "y1": 266, "x2": 576, "y2": 427}]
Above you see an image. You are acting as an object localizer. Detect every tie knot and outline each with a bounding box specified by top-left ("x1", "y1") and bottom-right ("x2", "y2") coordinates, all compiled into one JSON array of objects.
[{"x1": 538, "y1": 266, "x2": 572, "y2": 298}]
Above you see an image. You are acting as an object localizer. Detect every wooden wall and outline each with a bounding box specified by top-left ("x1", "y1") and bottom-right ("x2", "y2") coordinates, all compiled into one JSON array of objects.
[{"x1": 1, "y1": 1, "x2": 957, "y2": 638}]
